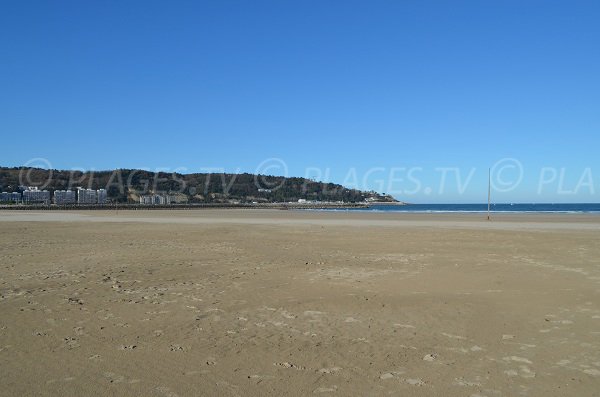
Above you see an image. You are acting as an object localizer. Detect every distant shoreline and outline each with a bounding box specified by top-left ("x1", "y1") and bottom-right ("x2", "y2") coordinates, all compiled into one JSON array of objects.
[{"x1": 0, "y1": 202, "x2": 373, "y2": 211}]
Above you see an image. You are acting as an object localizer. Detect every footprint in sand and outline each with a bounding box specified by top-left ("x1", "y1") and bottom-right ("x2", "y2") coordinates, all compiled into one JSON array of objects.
[
  {"x1": 405, "y1": 378, "x2": 425, "y2": 386},
  {"x1": 169, "y1": 344, "x2": 187, "y2": 352},
  {"x1": 154, "y1": 386, "x2": 179, "y2": 397},
  {"x1": 64, "y1": 337, "x2": 79, "y2": 349},
  {"x1": 519, "y1": 365, "x2": 536, "y2": 378},
  {"x1": 304, "y1": 311, "x2": 325, "y2": 317},
  {"x1": 503, "y1": 365, "x2": 535, "y2": 378},
  {"x1": 393, "y1": 323, "x2": 415, "y2": 329},
  {"x1": 503, "y1": 356, "x2": 532, "y2": 364},
  {"x1": 247, "y1": 373, "x2": 275, "y2": 381},
  {"x1": 318, "y1": 367, "x2": 342, "y2": 374},
  {"x1": 441, "y1": 332, "x2": 467, "y2": 340},
  {"x1": 379, "y1": 370, "x2": 404, "y2": 380},
  {"x1": 103, "y1": 372, "x2": 125, "y2": 383},
  {"x1": 275, "y1": 362, "x2": 305, "y2": 370},
  {"x1": 453, "y1": 377, "x2": 482, "y2": 387},
  {"x1": 281, "y1": 310, "x2": 297, "y2": 319},
  {"x1": 313, "y1": 385, "x2": 337, "y2": 393}
]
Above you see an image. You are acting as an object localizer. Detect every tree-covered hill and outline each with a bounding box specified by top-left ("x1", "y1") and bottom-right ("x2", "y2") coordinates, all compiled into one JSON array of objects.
[{"x1": 0, "y1": 167, "x2": 397, "y2": 204}]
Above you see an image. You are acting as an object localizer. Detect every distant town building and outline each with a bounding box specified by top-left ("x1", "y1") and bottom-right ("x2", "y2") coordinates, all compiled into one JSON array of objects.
[
  {"x1": 76, "y1": 188, "x2": 108, "y2": 204},
  {"x1": 0, "y1": 192, "x2": 21, "y2": 202},
  {"x1": 139, "y1": 194, "x2": 175, "y2": 205},
  {"x1": 77, "y1": 188, "x2": 97, "y2": 204},
  {"x1": 23, "y1": 187, "x2": 50, "y2": 204},
  {"x1": 139, "y1": 195, "x2": 151, "y2": 205},
  {"x1": 54, "y1": 190, "x2": 76, "y2": 205},
  {"x1": 97, "y1": 189, "x2": 108, "y2": 204}
]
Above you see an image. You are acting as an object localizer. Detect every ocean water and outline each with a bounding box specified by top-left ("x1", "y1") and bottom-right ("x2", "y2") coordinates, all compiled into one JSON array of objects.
[{"x1": 322, "y1": 203, "x2": 600, "y2": 214}]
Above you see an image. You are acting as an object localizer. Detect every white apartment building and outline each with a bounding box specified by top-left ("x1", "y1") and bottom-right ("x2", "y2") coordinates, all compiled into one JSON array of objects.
[
  {"x1": 54, "y1": 190, "x2": 77, "y2": 205},
  {"x1": 139, "y1": 194, "x2": 174, "y2": 205},
  {"x1": 97, "y1": 189, "x2": 108, "y2": 204},
  {"x1": 77, "y1": 188, "x2": 97, "y2": 204},
  {"x1": 0, "y1": 192, "x2": 22, "y2": 202},
  {"x1": 23, "y1": 187, "x2": 50, "y2": 204}
]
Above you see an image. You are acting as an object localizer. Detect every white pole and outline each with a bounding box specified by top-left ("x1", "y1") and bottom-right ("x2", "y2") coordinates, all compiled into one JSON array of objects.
[{"x1": 487, "y1": 168, "x2": 491, "y2": 221}]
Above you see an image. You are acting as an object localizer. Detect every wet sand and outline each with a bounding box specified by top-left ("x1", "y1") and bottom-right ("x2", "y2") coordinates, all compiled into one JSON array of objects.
[{"x1": 1, "y1": 210, "x2": 599, "y2": 396}]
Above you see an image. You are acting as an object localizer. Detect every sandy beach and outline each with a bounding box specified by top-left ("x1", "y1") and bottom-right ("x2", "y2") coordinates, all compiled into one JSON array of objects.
[{"x1": 1, "y1": 209, "x2": 599, "y2": 396}]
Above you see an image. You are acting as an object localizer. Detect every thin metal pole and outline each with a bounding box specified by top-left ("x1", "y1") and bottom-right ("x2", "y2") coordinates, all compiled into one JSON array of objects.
[{"x1": 487, "y1": 168, "x2": 491, "y2": 221}]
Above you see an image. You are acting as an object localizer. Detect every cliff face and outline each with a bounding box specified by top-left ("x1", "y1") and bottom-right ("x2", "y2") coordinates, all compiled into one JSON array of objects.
[{"x1": 0, "y1": 167, "x2": 397, "y2": 204}]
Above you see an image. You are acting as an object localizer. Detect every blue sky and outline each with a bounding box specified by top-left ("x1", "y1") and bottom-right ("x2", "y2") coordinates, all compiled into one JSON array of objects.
[{"x1": 1, "y1": 0, "x2": 599, "y2": 203}]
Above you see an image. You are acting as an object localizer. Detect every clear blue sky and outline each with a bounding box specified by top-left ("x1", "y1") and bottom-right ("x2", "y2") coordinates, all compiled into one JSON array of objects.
[{"x1": 1, "y1": 0, "x2": 599, "y2": 203}]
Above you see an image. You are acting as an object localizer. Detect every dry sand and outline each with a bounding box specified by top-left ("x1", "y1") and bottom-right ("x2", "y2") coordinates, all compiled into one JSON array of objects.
[{"x1": 0, "y1": 210, "x2": 599, "y2": 396}]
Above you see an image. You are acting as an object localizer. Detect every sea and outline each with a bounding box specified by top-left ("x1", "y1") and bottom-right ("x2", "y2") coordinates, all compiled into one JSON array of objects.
[{"x1": 319, "y1": 203, "x2": 600, "y2": 214}]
